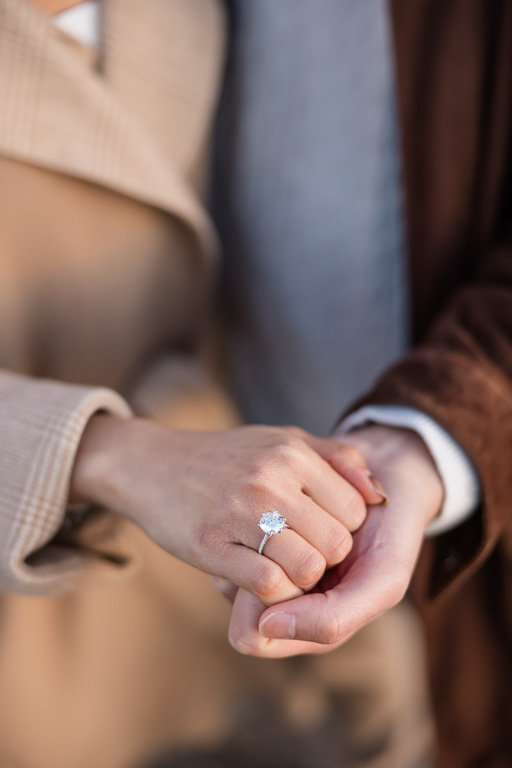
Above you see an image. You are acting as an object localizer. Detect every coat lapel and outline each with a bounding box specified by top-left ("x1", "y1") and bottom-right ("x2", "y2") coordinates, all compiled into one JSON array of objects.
[{"x1": 0, "y1": 0, "x2": 227, "y2": 257}]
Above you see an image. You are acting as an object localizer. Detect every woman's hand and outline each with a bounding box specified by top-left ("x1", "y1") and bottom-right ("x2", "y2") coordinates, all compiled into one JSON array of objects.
[
  {"x1": 225, "y1": 425, "x2": 444, "y2": 656},
  {"x1": 70, "y1": 416, "x2": 386, "y2": 605}
]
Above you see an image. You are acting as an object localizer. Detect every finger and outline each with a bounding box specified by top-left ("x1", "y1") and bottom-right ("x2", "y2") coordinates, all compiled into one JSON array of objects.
[
  {"x1": 281, "y1": 495, "x2": 353, "y2": 568},
  {"x1": 255, "y1": 527, "x2": 327, "y2": 591},
  {"x1": 229, "y1": 500, "x2": 346, "y2": 590},
  {"x1": 296, "y1": 431, "x2": 388, "y2": 506},
  {"x1": 210, "y1": 576, "x2": 238, "y2": 603},
  {"x1": 329, "y1": 443, "x2": 388, "y2": 504},
  {"x1": 257, "y1": 508, "x2": 421, "y2": 644},
  {"x1": 240, "y1": 499, "x2": 352, "y2": 586},
  {"x1": 257, "y1": 569, "x2": 376, "y2": 645},
  {"x1": 217, "y1": 543, "x2": 304, "y2": 606},
  {"x1": 228, "y1": 589, "x2": 324, "y2": 658},
  {"x1": 298, "y1": 443, "x2": 369, "y2": 531}
]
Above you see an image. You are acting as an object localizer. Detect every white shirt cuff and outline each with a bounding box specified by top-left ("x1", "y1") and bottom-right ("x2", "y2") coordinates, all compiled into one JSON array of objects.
[{"x1": 337, "y1": 405, "x2": 480, "y2": 536}]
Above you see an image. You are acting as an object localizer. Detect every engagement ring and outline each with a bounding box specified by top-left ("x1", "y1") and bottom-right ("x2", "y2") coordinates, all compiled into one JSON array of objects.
[{"x1": 258, "y1": 511, "x2": 289, "y2": 555}]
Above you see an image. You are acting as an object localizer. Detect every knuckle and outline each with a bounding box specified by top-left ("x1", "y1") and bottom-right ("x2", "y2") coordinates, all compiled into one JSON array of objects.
[
  {"x1": 253, "y1": 561, "x2": 283, "y2": 600},
  {"x1": 228, "y1": 626, "x2": 260, "y2": 656},
  {"x1": 275, "y1": 434, "x2": 307, "y2": 464},
  {"x1": 245, "y1": 457, "x2": 270, "y2": 486},
  {"x1": 281, "y1": 432, "x2": 303, "y2": 449},
  {"x1": 283, "y1": 425, "x2": 309, "y2": 442},
  {"x1": 324, "y1": 528, "x2": 353, "y2": 565},
  {"x1": 244, "y1": 464, "x2": 278, "y2": 500},
  {"x1": 246, "y1": 438, "x2": 305, "y2": 485},
  {"x1": 295, "y1": 550, "x2": 326, "y2": 588},
  {"x1": 194, "y1": 520, "x2": 223, "y2": 555},
  {"x1": 338, "y1": 445, "x2": 364, "y2": 466},
  {"x1": 316, "y1": 612, "x2": 343, "y2": 645}
]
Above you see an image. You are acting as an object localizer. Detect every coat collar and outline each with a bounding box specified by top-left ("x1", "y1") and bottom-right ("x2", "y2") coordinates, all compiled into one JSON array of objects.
[{"x1": 0, "y1": 0, "x2": 226, "y2": 256}]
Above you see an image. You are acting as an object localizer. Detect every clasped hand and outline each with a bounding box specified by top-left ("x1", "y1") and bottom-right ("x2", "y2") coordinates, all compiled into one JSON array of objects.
[{"x1": 71, "y1": 417, "x2": 443, "y2": 657}]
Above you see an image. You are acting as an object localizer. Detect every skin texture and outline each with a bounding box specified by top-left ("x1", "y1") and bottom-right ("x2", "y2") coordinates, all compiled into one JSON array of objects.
[
  {"x1": 226, "y1": 425, "x2": 444, "y2": 657},
  {"x1": 70, "y1": 416, "x2": 387, "y2": 606}
]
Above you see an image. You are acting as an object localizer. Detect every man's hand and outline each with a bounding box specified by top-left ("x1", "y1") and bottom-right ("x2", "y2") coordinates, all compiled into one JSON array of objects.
[{"x1": 226, "y1": 425, "x2": 444, "y2": 657}]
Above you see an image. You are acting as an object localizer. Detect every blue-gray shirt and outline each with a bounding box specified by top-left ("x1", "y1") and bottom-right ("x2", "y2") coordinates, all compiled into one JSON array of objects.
[{"x1": 216, "y1": 0, "x2": 409, "y2": 435}]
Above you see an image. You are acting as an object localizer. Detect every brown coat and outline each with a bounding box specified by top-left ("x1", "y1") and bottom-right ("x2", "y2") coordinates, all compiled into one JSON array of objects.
[{"x1": 357, "y1": 2, "x2": 512, "y2": 766}]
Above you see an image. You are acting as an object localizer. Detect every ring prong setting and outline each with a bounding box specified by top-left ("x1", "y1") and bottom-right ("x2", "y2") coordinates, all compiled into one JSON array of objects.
[{"x1": 258, "y1": 511, "x2": 289, "y2": 554}]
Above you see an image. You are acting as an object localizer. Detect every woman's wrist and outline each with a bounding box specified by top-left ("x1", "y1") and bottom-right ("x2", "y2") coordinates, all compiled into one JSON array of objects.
[{"x1": 70, "y1": 413, "x2": 139, "y2": 515}]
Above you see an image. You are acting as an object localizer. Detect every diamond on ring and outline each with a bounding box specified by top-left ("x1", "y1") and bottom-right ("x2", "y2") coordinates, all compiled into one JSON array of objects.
[{"x1": 258, "y1": 511, "x2": 289, "y2": 554}]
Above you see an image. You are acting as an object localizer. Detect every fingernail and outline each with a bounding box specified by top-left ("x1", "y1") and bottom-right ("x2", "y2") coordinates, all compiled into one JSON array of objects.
[
  {"x1": 365, "y1": 471, "x2": 388, "y2": 503},
  {"x1": 259, "y1": 612, "x2": 296, "y2": 639}
]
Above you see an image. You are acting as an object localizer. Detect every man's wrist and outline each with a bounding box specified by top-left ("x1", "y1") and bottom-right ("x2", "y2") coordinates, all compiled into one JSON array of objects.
[
  {"x1": 334, "y1": 424, "x2": 444, "y2": 527},
  {"x1": 337, "y1": 405, "x2": 480, "y2": 535}
]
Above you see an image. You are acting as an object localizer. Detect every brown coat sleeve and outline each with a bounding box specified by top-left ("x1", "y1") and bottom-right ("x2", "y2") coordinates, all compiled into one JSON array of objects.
[
  {"x1": 0, "y1": 370, "x2": 137, "y2": 595},
  {"x1": 344, "y1": 241, "x2": 512, "y2": 600},
  {"x1": 339, "y1": 0, "x2": 512, "y2": 603}
]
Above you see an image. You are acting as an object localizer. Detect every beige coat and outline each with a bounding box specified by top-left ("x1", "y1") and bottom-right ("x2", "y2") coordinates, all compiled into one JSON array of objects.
[{"x1": 0, "y1": 3, "x2": 431, "y2": 767}]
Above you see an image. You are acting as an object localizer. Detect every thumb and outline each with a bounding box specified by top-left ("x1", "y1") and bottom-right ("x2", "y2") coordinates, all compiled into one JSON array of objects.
[{"x1": 228, "y1": 588, "x2": 325, "y2": 658}]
